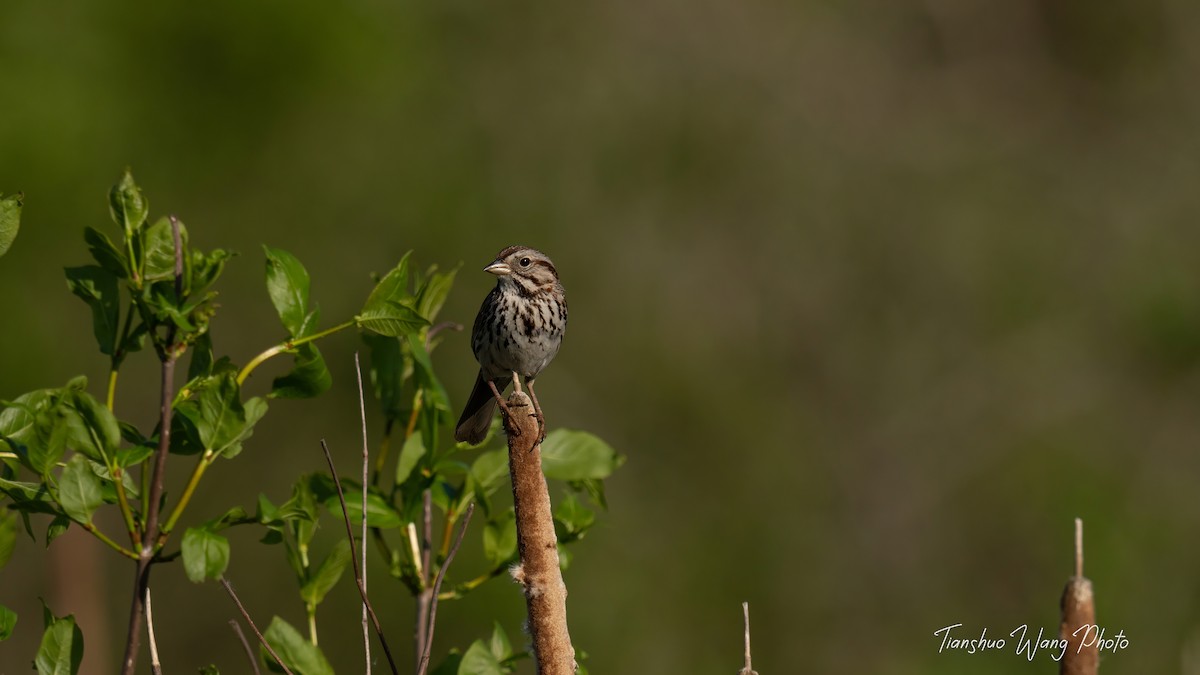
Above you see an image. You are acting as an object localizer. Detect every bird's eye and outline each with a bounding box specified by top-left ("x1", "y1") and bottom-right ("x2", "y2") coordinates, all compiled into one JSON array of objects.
[{"x1": 519, "y1": 257, "x2": 531, "y2": 267}]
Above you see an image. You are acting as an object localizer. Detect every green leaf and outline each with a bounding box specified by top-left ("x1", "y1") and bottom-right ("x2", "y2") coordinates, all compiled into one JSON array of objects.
[
  {"x1": 0, "y1": 476, "x2": 61, "y2": 516},
  {"x1": 181, "y1": 527, "x2": 230, "y2": 582},
  {"x1": 457, "y1": 639, "x2": 504, "y2": 675},
  {"x1": 482, "y1": 510, "x2": 516, "y2": 566},
  {"x1": 414, "y1": 264, "x2": 459, "y2": 326},
  {"x1": 300, "y1": 539, "x2": 352, "y2": 606},
  {"x1": 270, "y1": 343, "x2": 331, "y2": 399},
  {"x1": 58, "y1": 455, "x2": 103, "y2": 524},
  {"x1": 142, "y1": 217, "x2": 187, "y2": 282},
  {"x1": 0, "y1": 389, "x2": 52, "y2": 446},
  {"x1": 176, "y1": 374, "x2": 265, "y2": 457},
  {"x1": 394, "y1": 432, "x2": 426, "y2": 485},
  {"x1": 488, "y1": 621, "x2": 513, "y2": 661},
  {"x1": 35, "y1": 608, "x2": 83, "y2": 675},
  {"x1": 45, "y1": 515, "x2": 70, "y2": 547},
  {"x1": 363, "y1": 332, "x2": 408, "y2": 418},
  {"x1": 115, "y1": 443, "x2": 154, "y2": 468},
  {"x1": 356, "y1": 301, "x2": 430, "y2": 337},
  {"x1": 65, "y1": 266, "x2": 120, "y2": 356},
  {"x1": 471, "y1": 450, "x2": 509, "y2": 500},
  {"x1": 263, "y1": 246, "x2": 312, "y2": 337},
  {"x1": 540, "y1": 430, "x2": 624, "y2": 481},
  {"x1": 0, "y1": 604, "x2": 16, "y2": 641},
  {"x1": 408, "y1": 333, "x2": 451, "y2": 416},
  {"x1": 262, "y1": 616, "x2": 334, "y2": 675},
  {"x1": 83, "y1": 226, "x2": 127, "y2": 278},
  {"x1": 553, "y1": 492, "x2": 594, "y2": 538},
  {"x1": 190, "y1": 248, "x2": 234, "y2": 293},
  {"x1": 309, "y1": 476, "x2": 403, "y2": 528},
  {"x1": 221, "y1": 396, "x2": 268, "y2": 459},
  {"x1": 0, "y1": 192, "x2": 20, "y2": 259},
  {"x1": 198, "y1": 666, "x2": 220, "y2": 675},
  {"x1": 0, "y1": 508, "x2": 16, "y2": 569},
  {"x1": 109, "y1": 169, "x2": 149, "y2": 239},
  {"x1": 205, "y1": 506, "x2": 251, "y2": 531},
  {"x1": 189, "y1": 331, "x2": 215, "y2": 380},
  {"x1": 361, "y1": 252, "x2": 412, "y2": 315},
  {"x1": 67, "y1": 390, "x2": 121, "y2": 461},
  {"x1": 281, "y1": 475, "x2": 319, "y2": 547}
]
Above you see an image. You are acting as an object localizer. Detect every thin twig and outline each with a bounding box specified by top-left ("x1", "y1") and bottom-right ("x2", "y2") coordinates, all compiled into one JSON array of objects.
[
  {"x1": 146, "y1": 588, "x2": 162, "y2": 675},
  {"x1": 319, "y1": 439, "x2": 399, "y2": 675},
  {"x1": 417, "y1": 502, "x2": 475, "y2": 675},
  {"x1": 355, "y1": 353, "x2": 372, "y2": 675},
  {"x1": 415, "y1": 489, "x2": 433, "y2": 671},
  {"x1": 425, "y1": 321, "x2": 463, "y2": 349},
  {"x1": 219, "y1": 577, "x2": 295, "y2": 675},
  {"x1": 740, "y1": 602, "x2": 757, "y2": 675},
  {"x1": 1074, "y1": 517, "x2": 1083, "y2": 578},
  {"x1": 229, "y1": 620, "x2": 262, "y2": 675}
]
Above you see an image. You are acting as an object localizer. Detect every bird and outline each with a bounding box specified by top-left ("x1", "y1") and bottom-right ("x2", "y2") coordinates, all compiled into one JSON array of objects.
[{"x1": 454, "y1": 245, "x2": 567, "y2": 445}]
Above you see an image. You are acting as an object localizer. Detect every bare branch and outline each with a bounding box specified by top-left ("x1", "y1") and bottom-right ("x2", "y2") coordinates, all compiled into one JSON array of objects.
[
  {"x1": 229, "y1": 620, "x2": 262, "y2": 675},
  {"x1": 417, "y1": 502, "x2": 476, "y2": 675},
  {"x1": 355, "y1": 352, "x2": 373, "y2": 675},
  {"x1": 319, "y1": 439, "x2": 399, "y2": 675},
  {"x1": 219, "y1": 577, "x2": 295, "y2": 675},
  {"x1": 415, "y1": 489, "x2": 433, "y2": 671},
  {"x1": 425, "y1": 321, "x2": 463, "y2": 349},
  {"x1": 145, "y1": 588, "x2": 162, "y2": 675},
  {"x1": 739, "y1": 602, "x2": 758, "y2": 675}
]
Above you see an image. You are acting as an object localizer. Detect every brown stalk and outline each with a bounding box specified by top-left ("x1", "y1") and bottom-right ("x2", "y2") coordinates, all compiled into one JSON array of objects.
[
  {"x1": 229, "y1": 619, "x2": 262, "y2": 675},
  {"x1": 739, "y1": 602, "x2": 758, "y2": 675},
  {"x1": 219, "y1": 577, "x2": 295, "y2": 675},
  {"x1": 319, "y1": 439, "x2": 399, "y2": 675},
  {"x1": 355, "y1": 353, "x2": 373, "y2": 675},
  {"x1": 146, "y1": 587, "x2": 162, "y2": 675},
  {"x1": 501, "y1": 389, "x2": 576, "y2": 674},
  {"x1": 417, "y1": 502, "x2": 475, "y2": 675},
  {"x1": 415, "y1": 489, "x2": 433, "y2": 672},
  {"x1": 1059, "y1": 518, "x2": 1098, "y2": 675},
  {"x1": 120, "y1": 215, "x2": 184, "y2": 675}
]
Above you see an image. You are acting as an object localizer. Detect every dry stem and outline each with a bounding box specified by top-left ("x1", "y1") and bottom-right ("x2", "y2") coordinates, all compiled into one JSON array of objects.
[
  {"x1": 417, "y1": 502, "x2": 475, "y2": 675},
  {"x1": 739, "y1": 602, "x2": 758, "y2": 675},
  {"x1": 319, "y1": 439, "x2": 399, "y2": 675},
  {"x1": 229, "y1": 619, "x2": 262, "y2": 675},
  {"x1": 219, "y1": 577, "x2": 295, "y2": 675}
]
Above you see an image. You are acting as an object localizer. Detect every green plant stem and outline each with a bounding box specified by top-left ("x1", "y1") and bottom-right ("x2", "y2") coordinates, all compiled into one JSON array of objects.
[
  {"x1": 106, "y1": 369, "x2": 119, "y2": 411},
  {"x1": 82, "y1": 520, "x2": 139, "y2": 561},
  {"x1": 236, "y1": 319, "x2": 357, "y2": 385},
  {"x1": 157, "y1": 449, "x2": 216, "y2": 545},
  {"x1": 307, "y1": 604, "x2": 318, "y2": 646},
  {"x1": 437, "y1": 563, "x2": 509, "y2": 601},
  {"x1": 438, "y1": 509, "x2": 457, "y2": 559},
  {"x1": 111, "y1": 466, "x2": 141, "y2": 545},
  {"x1": 0, "y1": 451, "x2": 16, "y2": 460},
  {"x1": 140, "y1": 462, "x2": 150, "y2": 517},
  {"x1": 106, "y1": 304, "x2": 137, "y2": 412}
]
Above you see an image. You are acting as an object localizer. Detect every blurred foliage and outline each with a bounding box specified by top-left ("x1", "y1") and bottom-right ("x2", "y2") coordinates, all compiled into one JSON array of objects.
[{"x1": 3, "y1": 0, "x2": 1200, "y2": 673}]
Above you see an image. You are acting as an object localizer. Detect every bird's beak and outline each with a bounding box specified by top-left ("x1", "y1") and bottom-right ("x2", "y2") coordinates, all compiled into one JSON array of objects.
[{"x1": 484, "y1": 260, "x2": 512, "y2": 276}]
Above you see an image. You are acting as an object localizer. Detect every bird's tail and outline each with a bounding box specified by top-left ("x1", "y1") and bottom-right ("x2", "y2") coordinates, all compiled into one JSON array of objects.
[{"x1": 454, "y1": 371, "x2": 505, "y2": 445}]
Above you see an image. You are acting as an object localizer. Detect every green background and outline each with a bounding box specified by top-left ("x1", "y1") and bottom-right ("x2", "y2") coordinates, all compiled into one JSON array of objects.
[{"x1": 3, "y1": 1, "x2": 1200, "y2": 672}]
